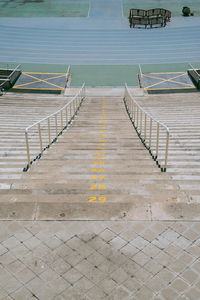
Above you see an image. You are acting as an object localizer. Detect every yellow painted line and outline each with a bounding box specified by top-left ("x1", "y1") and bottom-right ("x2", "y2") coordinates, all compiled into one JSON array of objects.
[
  {"x1": 144, "y1": 86, "x2": 195, "y2": 91},
  {"x1": 12, "y1": 87, "x2": 64, "y2": 90},
  {"x1": 22, "y1": 73, "x2": 64, "y2": 89},
  {"x1": 142, "y1": 72, "x2": 186, "y2": 75},
  {"x1": 23, "y1": 72, "x2": 66, "y2": 75},
  {"x1": 144, "y1": 73, "x2": 193, "y2": 89}
]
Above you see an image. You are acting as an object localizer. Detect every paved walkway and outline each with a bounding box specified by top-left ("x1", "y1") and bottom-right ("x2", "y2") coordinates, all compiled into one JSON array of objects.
[{"x1": 0, "y1": 220, "x2": 200, "y2": 299}]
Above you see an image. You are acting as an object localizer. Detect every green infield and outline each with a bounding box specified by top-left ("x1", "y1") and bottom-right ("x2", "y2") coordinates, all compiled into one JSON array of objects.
[
  {"x1": 1, "y1": 62, "x2": 200, "y2": 87},
  {"x1": 0, "y1": 0, "x2": 90, "y2": 17},
  {"x1": 123, "y1": 0, "x2": 200, "y2": 17}
]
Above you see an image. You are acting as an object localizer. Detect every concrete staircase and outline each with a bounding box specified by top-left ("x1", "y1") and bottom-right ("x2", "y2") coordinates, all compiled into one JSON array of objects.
[
  {"x1": 0, "y1": 93, "x2": 68, "y2": 188},
  {"x1": 0, "y1": 94, "x2": 189, "y2": 221},
  {"x1": 136, "y1": 92, "x2": 200, "y2": 204}
]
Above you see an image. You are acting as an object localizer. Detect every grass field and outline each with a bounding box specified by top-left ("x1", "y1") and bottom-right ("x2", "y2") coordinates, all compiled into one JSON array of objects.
[
  {"x1": 123, "y1": 0, "x2": 200, "y2": 17},
  {"x1": 0, "y1": 0, "x2": 89, "y2": 17}
]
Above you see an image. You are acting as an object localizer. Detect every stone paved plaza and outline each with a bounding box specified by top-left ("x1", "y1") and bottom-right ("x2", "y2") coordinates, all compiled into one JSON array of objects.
[{"x1": 0, "y1": 220, "x2": 200, "y2": 299}]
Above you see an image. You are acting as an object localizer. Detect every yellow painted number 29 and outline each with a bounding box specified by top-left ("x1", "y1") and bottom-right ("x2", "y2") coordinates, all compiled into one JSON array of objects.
[{"x1": 89, "y1": 196, "x2": 107, "y2": 203}]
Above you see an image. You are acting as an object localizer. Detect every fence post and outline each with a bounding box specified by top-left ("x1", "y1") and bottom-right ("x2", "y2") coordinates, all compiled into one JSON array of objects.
[
  {"x1": 140, "y1": 111, "x2": 142, "y2": 134},
  {"x1": 61, "y1": 110, "x2": 63, "y2": 129},
  {"x1": 144, "y1": 114, "x2": 147, "y2": 140}
]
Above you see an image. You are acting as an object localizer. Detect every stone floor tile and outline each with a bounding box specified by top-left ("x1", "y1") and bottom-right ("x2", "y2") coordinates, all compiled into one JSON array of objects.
[
  {"x1": 44, "y1": 236, "x2": 63, "y2": 250},
  {"x1": 108, "y1": 222, "x2": 128, "y2": 235},
  {"x1": 161, "y1": 287, "x2": 179, "y2": 300},
  {"x1": 98, "y1": 277, "x2": 118, "y2": 294},
  {"x1": 75, "y1": 258, "x2": 93, "y2": 275},
  {"x1": 186, "y1": 244, "x2": 200, "y2": 258},
  {"x1": 150, "y1": 222, "x2": 169, "y2": 235},
  {"x1": 10, "y1": 243, "x2": 30, "y2": 259},
  {"x1": 142, "y1": 244, "x2": 161, "y2": 258},
  {"x1": 0, "y1": 244, "x2": 8, "y2": 256},
  {"x1": 87, "y1": 236, "x2": 106, "y2": 250},
  {"x1": 36, "y1": 285, "x2": 58, "y2": 300},
  {"x1": 182, "y1": 229, "x2": 200, "y2": 242},
  {"x1": 130, "y1": 236, "x2": 149, "y2": 250},
  {"x1": 108, "y1": 286, "x2": 130, "y2": 300},
  {"x1": 169, "y1": 223, "x2": 187, "y2": 235},
  {"x1": 132, "y1": 251, "x2": 150, "y2": 266},
  {"x1": 39, "y1": 266, "x2": 60, "y2": 282},
  {"x1": 17, "y1": 267, "x2": 36, "y2": 284},
  {"x1": 123, "y1": 277, "x2": 142, "y2": 293},
  {"x1": 170, "y1": 277, "x2": 189, "y2": 293},
  {"x1": 191, "y1": 259, "x2": 200, "y2": 273},
  {"x1": 109, "y1": 236, "x2": 127, "y2": 250},
  {"x1": 108, "y1": 252, "x2": 128, "y2": 267},
  {"x1": 58, "y1": 286, "x2": 89, "y2": 300},
  {"x1": 0, "y1": 252, "x2": 16, "y2": 265},
  {"x1": 85, "y1": 266, "x2": 106, "y2": 284},
  {"x1": 0, "y1": 288, "x2": 8, "y2": 300},
  {"x1": 73, "y1": 276, "x2": 94, "y2": 292},
  {"x1": 98, "y1": 259, "x2": 118, "y2": 274},
  {"x1": 23, "y1": 236, "x2": 41, "y2": 250},
  {"x1": 121, "y1": 259, "x2": 140, "y2": 276},
  {"x1": 25, "y1": 276, "x2": 46, "y2": 296},
  {"x1": 63, "y1": 267, "x2": 83, "y2": 284},
  {"x1": 139, "y1": 228, "x2": 159, "y2": 243},
  {"x1": 154, "y1": 251, "x2": 175, "y2": 267},
  {"x1": 5, "y1": 259, "x2": 25, "y2": 274},
  {"x1": 97, "y1": 243, "x2": 115, "y2": 258},
  {"x1": 146, "y1": 275, "x2": 166, "y2": 293},
  {"x1": 135, "y1": 285, "x2": 154, "y2": 299},
  {"x1": 185, "y1": 286, "x2": 200, "y2": 300},
  {"x1": 77, "y1": 243, "x2": 95, "y2": 258},
  {"x1": 66, "y1": 236, "x2": 85, "y2": 250},
  {"x1": 173, "y1": 236, "x2": 192, "y2": 249},
  {"x1": 180, "y1": 267, "x2": 199, "y2": 284},
  {"x1": 164, "y1": 244, "x2": 182, "y2": 258},
  {"x1": 3, "y1": 276, "x2": 22, "y2": 294},
  {"x1": 156, "y1": 268, "x2": 176, "y2": 284},
  {"x1": 10, "y1": 286, "x2": 33, "y2": 300},
  {"x1": 134, "y1": 268, "x2": 152, "y2": 283},
  {"x1": 56, "y1": 244, "x2": 74, "y2": 258},
  {"x1": 86, "y1": 285, "x2": 107, "y2": 299},
  {"x1": 23, "y1": 253, "x2": 48, "y2": 275},
  {"x1": 48, "y1": 276, "x2": 70, "y2": 294},
  {"x1": 86, "y1": 251, "x2": 105, "y2": 266},
  {"x1": 50, "y1": 257, "x2": 71, "y2": 275},
  {"x1": 162, "y1": 229, "x2": 180, "y2": 242},
  {"x1": 99, "y1": 228, "x2": 117, "y2": 242},
  {"x1": 14, "y1": 229, "x2": 33, "y2": 242},
  {"x1": 110, "y1": 267, "x2": 129, "y2": 284},
  {"x1": 129, "y1": 222, "x2": 146, "y2": 234},
  {"x1": 119, "y1": 228, "x2": 138, "y2": 243},
  {"x1": 144, "y1": 259, "x2": 163, "y2": 275},
  {"x1": 65, "y1": 251, "x2": 84, "y2": 267},
  {"x1": 152, "y1": 236, "x2": 171, "y2": 250},
  {"x1": 119, "y1": 243, "x2": 139, "y2": 257}
]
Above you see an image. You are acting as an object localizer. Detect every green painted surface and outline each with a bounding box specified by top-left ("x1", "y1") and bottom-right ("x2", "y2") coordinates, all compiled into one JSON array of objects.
[
  {"x1": 1, "y1": 61, "x2": 200, "y2": 87},
  {"x1": 0, "y1": 0, "x2": 89, "y2": 17},
  {"x1": 123, "y1": 0, "x2": 200, "y2": 17}
]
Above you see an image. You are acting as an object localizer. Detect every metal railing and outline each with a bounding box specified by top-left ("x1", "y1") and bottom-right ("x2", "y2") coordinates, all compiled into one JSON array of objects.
[
  {"x1": 23, "y1": 83, "x2": 86, "y2": 172},
  {"x1": 124, "y1": 84, "x2": 170, "y2": 172}
]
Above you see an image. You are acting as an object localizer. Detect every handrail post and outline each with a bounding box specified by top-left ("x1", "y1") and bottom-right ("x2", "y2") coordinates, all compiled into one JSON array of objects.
[
  {"x1": 55, "y1": 114, "x2": 58, "y2": 137},
  {"x1": 136, "y1": 106, "x2": 139, "y2": 128},
  {"x1": 164, "y1": 131, "x2": 169, "y2": 171},
  {"x1": 66, "y1": 107, "x2": 68, "y2": 125},
  {"x1": 140, "y1": 111, "x2": 142, "y2": 134},
  {"x1": 156, "y1": 123, "x2": 160, "y2": 159},
  {"x1": 25, "y1": 131, "x2": 31, "y2": 169},
  {"x1": 144, "y1": 114, "x2": 147, "y2": 140},
  {"x1": 48, "y1": 118, "x2": 51, "y2": 144},
  {"x1": 38, "y1": 123, "x2": 43, "y2": 155},
  {"x1": 61, "y1": 110, "x2": 63, "y2": 129},
  {"x1": 149, "y1": 118, "x2": 152, "y2": 148}
]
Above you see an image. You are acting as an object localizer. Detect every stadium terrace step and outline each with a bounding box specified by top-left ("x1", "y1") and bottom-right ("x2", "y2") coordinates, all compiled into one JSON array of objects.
[{"x1": 0, "y1": 94, "x2": 193, "y2": 220}]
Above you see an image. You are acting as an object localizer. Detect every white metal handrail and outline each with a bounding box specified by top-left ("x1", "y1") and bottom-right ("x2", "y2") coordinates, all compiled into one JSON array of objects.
[
  {"x1": 24, "y1": 83, "x2": 86, "y2": 171},
  {"x1": 124, "y1": 84, "x2": 170, "y2": 172}
]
